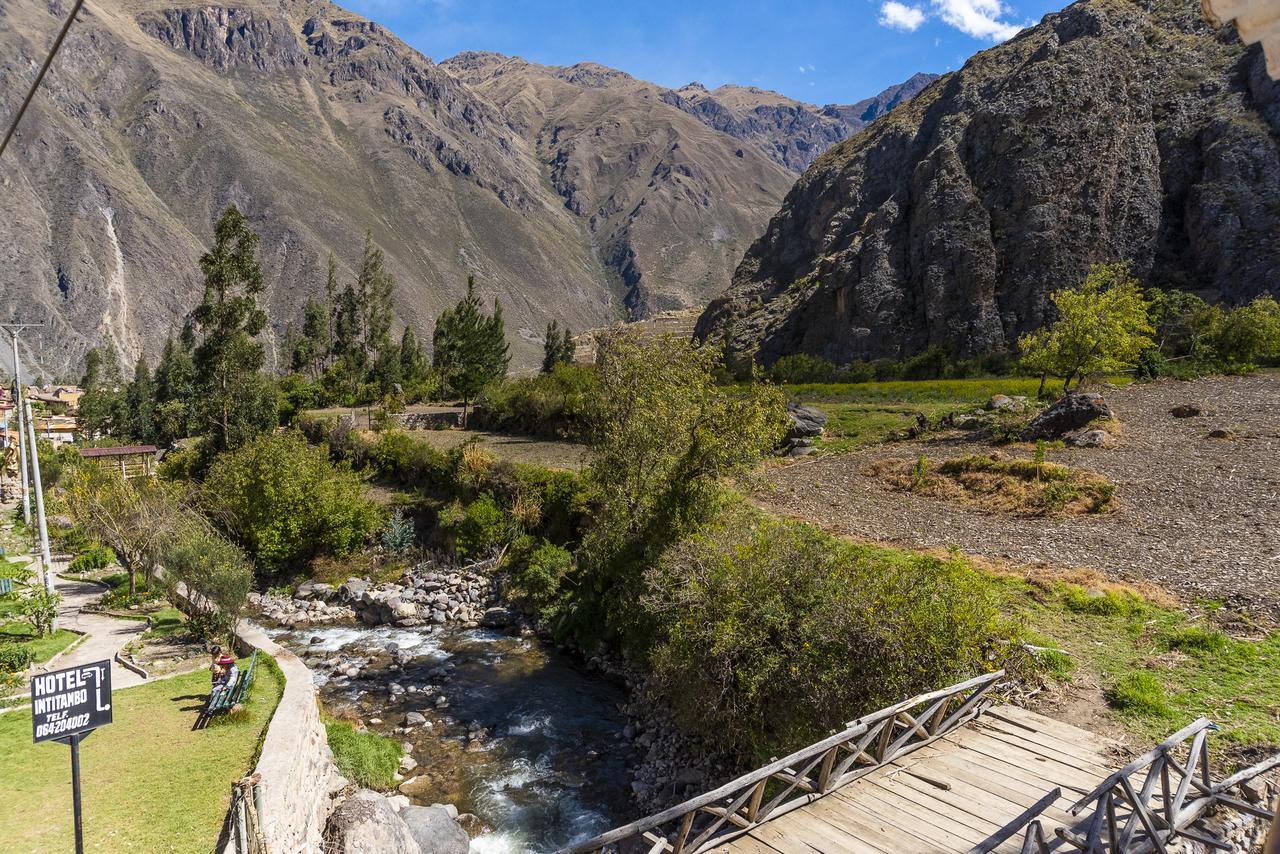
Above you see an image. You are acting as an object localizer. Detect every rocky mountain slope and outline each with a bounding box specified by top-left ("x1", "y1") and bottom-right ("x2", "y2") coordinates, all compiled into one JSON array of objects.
[
  {"x1": 665, "y1": 73, "x2": 938, "y2": 173},
  {"x1": 697, "y1": 0, "x2": 1280, "y2": 367},
  {"x1": 0, "y1": 0, "x2": 928, "y2": 374}
]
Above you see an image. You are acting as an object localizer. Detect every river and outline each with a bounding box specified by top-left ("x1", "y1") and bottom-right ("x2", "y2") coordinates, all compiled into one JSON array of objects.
[{"x1": 266, "y1": 623, "x2": 635, "y2": 853}]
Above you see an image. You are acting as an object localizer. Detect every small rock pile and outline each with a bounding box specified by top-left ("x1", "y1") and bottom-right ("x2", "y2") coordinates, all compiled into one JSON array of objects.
[
  {"x1": 250, "y1": 589, "x2": 353, "y2": 627},
  {"x1": 252, "y1": 565, "x2": 503, "y2": 631},
  {"x1": 587, "y1": 655, "x2": 736, "y2": 813},
  {"x1": 782, "y1": 404, "x2": 828, "y2": 457}
]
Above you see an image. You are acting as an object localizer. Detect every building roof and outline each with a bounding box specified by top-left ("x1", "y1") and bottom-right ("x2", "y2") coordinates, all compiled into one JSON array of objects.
[{"x1": 79, "y1": 445, "x2": 159, "y2": 458}]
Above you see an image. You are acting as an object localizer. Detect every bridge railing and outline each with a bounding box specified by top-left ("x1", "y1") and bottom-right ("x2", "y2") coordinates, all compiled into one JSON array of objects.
[
  {"x1": 559, "y1": 670, "x2": 1005, "y2": 854},
  {"x1": 1059, "y1": 717, "x2": 1280, "y2": 853}
]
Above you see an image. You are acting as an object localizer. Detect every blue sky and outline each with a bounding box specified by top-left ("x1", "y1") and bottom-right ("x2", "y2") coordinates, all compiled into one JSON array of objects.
[{"x1": 342, "y1": 0, "x2": 1070, "y2": 105}]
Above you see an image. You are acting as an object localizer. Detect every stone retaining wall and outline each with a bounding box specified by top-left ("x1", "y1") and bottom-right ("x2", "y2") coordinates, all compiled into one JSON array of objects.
[{"x1": 235, "y1": 623, "x2": 346, "y2": 854}]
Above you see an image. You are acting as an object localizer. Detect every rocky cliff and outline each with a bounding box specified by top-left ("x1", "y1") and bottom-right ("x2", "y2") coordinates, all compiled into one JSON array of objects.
[
  {"x1": 0, "y1": 0, "x2": 929, "y2": 374},
  {"x1": 696, "y1": 0, "x2": 1280, "y2": 366}
]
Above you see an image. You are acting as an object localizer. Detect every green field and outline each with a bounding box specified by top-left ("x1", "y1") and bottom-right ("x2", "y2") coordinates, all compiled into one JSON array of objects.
[
  {"x1": 0, "y1": 656, "x2": 282, "y2": 853},
  {"x1": 0, "y1": 623, "x2": 80, "y2": 665}
]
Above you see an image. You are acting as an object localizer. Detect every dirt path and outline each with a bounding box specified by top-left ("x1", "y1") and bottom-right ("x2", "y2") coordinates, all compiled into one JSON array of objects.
[{"x1": 759, "y1": 373, "x2": 1280, "y2": 619}]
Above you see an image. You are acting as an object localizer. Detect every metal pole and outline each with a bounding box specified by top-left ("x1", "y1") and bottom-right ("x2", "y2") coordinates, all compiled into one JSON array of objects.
[
  {"x1": 12, "y1": 335, "x2": 30, "y2": 526},
  {"x1": 70, "y1": 733, "x2": 85, "y2": 854},
  {"x1": 24, "y1": 400, "x2": 54, "y2": 600}
]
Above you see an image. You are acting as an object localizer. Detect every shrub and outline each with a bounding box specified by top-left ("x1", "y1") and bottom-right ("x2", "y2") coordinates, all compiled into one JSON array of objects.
[
  {"x1": 438, "y1": 494, "x2": 513, "y2": 561},
  {"x1": 474, "y1": 363, "x2": 596, "y2": 438},
  {"x1": 161, "y1": 524, "x2": 254, "y2": 643},
  {"x1": 203, "y1": 431, "x2": 383, "y2": 572},
  {"x1": 1107, "y1": 672, "x2": 1173, "y2": 717},
  {"x1": 508, "y1": 541, "x2": 575, "y2": 621},
  {"x1": 325, "y1": 721, "x2": 403, "y2": 789},
  {"x1": 19, "y1": 588, "x2": 60, "y2": 637},
  {"x1": 767, "y1": 354, "x2": 838, "y2": 385},
  {"x1": 68, "y1": 544, "x2": 116, "y2": 574},
  {"x1": 642, "y1": 504, "x2": 1011, "y2": 760},
  {"x1": 0, "y1": 644, "x2": 35, "y2": 674},
  {"x1": 381, "y1": 508, "x2": 416, "y2": 554}
]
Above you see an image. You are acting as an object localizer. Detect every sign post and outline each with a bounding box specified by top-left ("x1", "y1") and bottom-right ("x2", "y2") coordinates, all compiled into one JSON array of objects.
[{"x1": 31, "y1": 660, "x2": 113, "y2": 854}]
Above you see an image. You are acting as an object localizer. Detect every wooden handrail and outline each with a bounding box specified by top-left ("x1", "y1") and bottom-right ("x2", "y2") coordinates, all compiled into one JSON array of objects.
[{"x1": 558, "y1": 670, "x2": 1005, "y2": 854}]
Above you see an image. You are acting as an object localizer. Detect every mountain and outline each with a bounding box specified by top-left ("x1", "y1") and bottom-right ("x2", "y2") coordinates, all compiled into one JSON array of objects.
[
  {"x1": 696, "y1": 0, "x2": 1280, "y2": 367},
  {"x1": 0, "y1": 0, "x2": 930, "y2": 376},
  {"x1": 665, "y1": 73, "x2": 939, "y2": 173}
]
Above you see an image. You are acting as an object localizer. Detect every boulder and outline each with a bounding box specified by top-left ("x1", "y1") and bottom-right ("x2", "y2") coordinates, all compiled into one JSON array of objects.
[
  {"x1": 455, "y1": 813, "x2": 486, "y2": 839},
  {"x1": 1020, "y1": 393, "x2": 1113, "y2": 441},
  {"x1": 1065, "y1": 429, "x2": 1112, "y2": 448},
  {"x1": 479, "y1": 607, "x2": 511, "y2": 628},
  {"x1": 786, "y1": 404, "x2": 828, "y2": 438},
  {"x1": 1170, "y1": 404, "x2": 1201, "y2": 418},
  {"x1": 296, "y1": 580, "x2": 334, "y2": 600},
  {"x1": 399, "y1": 805, "x2": 470, "y2": 854},
  {"x1": 326, "y1": 789, "x2": 419, "y2": 854},
  {"x1": 338, "y1": 578, "x2": 370, "y2": 601},
  {"x1": 404, "y1": 711, "x2": 427, "y2": 726}
]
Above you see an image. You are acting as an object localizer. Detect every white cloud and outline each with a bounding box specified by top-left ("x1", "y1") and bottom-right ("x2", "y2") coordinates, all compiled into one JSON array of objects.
[
  {"x1": 931, "y1": 0, "x2": 1023, "y2": 41},
  {"x1": 797, "y1": 63, "x2": 816, "y2": 73},
  {"x1": 878, "y1": 1, "x2": 927, "y2": 31}
]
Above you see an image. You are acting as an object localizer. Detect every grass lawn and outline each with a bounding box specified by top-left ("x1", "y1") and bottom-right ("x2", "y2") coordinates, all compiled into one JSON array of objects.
[
  {"x1": 0, "y1": 654, "x2": 282, "y2": 853},
  {"x1": 143, "y1": 607, "x2": 187, "y2": 639},
  {"x1": 0, "y1": 622, "x2": 80, "y2": 664},
  {"x1": 999, "y1": 575, "x2": 1280, "y2": 749}
]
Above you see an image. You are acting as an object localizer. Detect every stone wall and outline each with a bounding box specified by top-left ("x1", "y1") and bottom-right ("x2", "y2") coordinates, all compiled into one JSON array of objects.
[{"x1": 235, "y1": 623, "x2": 346, "y2": 854}]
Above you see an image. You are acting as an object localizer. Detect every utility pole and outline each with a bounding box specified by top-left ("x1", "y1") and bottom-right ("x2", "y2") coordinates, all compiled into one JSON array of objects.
[
  {"x1": 25, "y1": 401, "x2": 54, "y2": 600},
  {"x1": 3, "y1": 323, "x2": 50, "y2": 599},
  {"x1": 4, "y1": 326, "x2": 42, "y2": 525}
]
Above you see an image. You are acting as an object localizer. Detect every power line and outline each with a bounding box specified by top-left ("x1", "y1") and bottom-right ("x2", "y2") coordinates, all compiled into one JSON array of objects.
[{"x1": 0, "y1": 0, "x2": 87, "y2": 161}]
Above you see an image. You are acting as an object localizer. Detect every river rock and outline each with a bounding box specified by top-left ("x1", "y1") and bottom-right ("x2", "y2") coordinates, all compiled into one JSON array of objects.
[
  {"x1": 326, "y1": 789, "x2": 419, "y2": 854},
  {"x1": 455, "y1": 813, "x2": 485, "y2": 839},
  {"x1": 479, "y1": 607, "x2": 511, "y2": 628},
  {"x1": 338, "y1": 578, "x2": 370, "y2": 601},
  {"x1": 404, "y1": 711, "x2": 427, "y2": 726},
  {"x1": 400, "y1": 805, "x2": 470, "y2": 854},
  {"x1": 1020, "y1": 393, "x2": 1113, "y2": 441}
]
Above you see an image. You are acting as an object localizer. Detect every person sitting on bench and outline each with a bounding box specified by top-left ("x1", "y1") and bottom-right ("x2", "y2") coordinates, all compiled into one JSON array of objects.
[{"x1": 210, "y1": 647, "x2": 236, "y2": 688}]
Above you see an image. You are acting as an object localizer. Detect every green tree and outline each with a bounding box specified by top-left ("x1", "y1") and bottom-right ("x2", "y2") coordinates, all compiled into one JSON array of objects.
[
  {"x1": 77, "y1": 343, "x2": 125, "y2": 439},
  {"x1": 1213, "y1": 296, "x2": 1280, "y2": 367},
  {"x1": 185, "y1": 205, "x2": 278, "y2": 457},
  {"x1": 1019, "y1": 263, "x2": 1154, "y2": 392},
  {"x1": 291, "y1": 296, "x2": 330, "y2": 379},
  {"x1": 569, "y1": 330, "x2": 787, "y2": 644},
  {"x1": 124, "y1": 356, "x2": 156, "y2": 443},
  {"x1": 432, "y1": 276, "x2": 510, "y2": 422},
  {"x1": 202, "y1": 431, "x2": 382, "y2": 572},
  {"x1": 541, "y1": 320, "x2": 575, "y2": 373},
  {"x1": 153, "y1": 337, "x2": 197, "y2": 445},
  {"x1": 161, "y1": 523, "x2": 253, "y2": 643}
]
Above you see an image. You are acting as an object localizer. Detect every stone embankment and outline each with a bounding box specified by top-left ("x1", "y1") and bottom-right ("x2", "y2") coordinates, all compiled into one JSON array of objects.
[{"x1": 250, "y1": 563, "x2": 502, "y2": 630}]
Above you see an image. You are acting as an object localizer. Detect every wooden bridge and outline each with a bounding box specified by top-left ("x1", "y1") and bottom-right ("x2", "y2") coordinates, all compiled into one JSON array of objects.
[{"x1": 563, "y1": 672, "x2": 1280, "y2": 854}]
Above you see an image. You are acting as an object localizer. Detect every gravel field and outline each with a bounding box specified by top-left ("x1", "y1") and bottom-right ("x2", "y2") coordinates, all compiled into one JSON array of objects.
[{"x1": 758, "y1": 373, "x2": 1280, "y2": 619}]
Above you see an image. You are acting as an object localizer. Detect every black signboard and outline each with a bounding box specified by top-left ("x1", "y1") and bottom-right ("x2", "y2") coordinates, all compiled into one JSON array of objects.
[
  {"x1": 31, "y1": 659, "x2": 113, "y2": 854},
  {"x1": 31, "y1": 660, "x2": 112, "y2": 743}
]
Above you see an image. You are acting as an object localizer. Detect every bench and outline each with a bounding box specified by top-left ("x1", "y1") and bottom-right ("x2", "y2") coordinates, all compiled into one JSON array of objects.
[
  {"x1": 0, "y1": 578, "x2": 12, "y2": 595},
  {"x1": 198, "y1": 650, "x2": 258, "y2": 727}
]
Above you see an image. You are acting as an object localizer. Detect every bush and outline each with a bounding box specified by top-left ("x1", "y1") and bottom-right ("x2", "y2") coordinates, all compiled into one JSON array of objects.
[
  {"x1": 473, "y1": 363, "x2": 596, "y2": 438},
  {"x1": 325, "y1": 720, "x2": 403, "y2": 790},
  {"x1": 438, "y1": 494, "x2": 514, "y2": 560},
  {"x1": 1161, "y1": 625, "x2": 1232, "y2": 656},
  {"x1": 381, "y1": 508, "x2": 416, "y2": 554},
  {"x1": 0, "y1": 644, "x2": 35, "y2": 674},
  {"x1": 1107, "y1": 672, "x2": 1172, "y2": 717},
  {"x1": 161, "y1": 525, "x2": 254, "y2": 643},
  {"x1": 1061, "y1": 585, "x2": 1147, "y2": 617},
  {"x1": 642, "y1": 503, "x2": 1012, "y2": 760},
  {"x1": 508, "y1": 540, "x2": 575, "y2": 622},
  {"x1": 768, "y1": 354, "x2": 838, "y2": 384},
  {"x1": 19, "y1": 588, "x2": 60, "y2": 637},
  {"x1": 203, "y1": 431, "x2": 383, "y2": 573},
  {"x1": 68, "y1": 544, "x2": 116, "y2": 574}
]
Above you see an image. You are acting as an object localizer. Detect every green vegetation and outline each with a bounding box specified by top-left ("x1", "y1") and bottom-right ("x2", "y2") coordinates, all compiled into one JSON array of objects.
[
  {"x1": 1144, "y1": 289, "x2": 1280, "y2": 377},
  {"x1": 644, "y1": 502, "x2": 1013, "y2": 759},
  {"x1": 473, "y1": 363, "x2": 595, "y2": 438},
  {"x1": 325, "y1": 720, "x2": 403, "y2": 789},
  {"x1": 160, "y1": 526, "x2": 253, "y2": 642},
  {"x1": 67, "y1": 543, "x2": 116, "y2": 574},
  {"x1": 203, "y1": 431, "x2": 383, "y2": 574},
  {"x1": 0, "y1": 660, "x2": 281, "y2": 852},
  {"x1": 1019, "y1": 262, "x2": 1155, "y2": 392},
  {"x1": 542, "y1": 319, "x2": 575, "y2": 373},
  {"x1": 1003, "y1": 578, "x2": 1280, "y2": 746},
  {"x1": 432, "y1": 276, "x2": 511, "y2": 423},
  {"x1": 0, "y1": 625, "x2": 77, "y2": 666}
]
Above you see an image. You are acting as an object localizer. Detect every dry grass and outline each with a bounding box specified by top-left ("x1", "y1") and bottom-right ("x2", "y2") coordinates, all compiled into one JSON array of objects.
[{"x1": 867, "y1": 452, "x2": 1117, "y2": 516}]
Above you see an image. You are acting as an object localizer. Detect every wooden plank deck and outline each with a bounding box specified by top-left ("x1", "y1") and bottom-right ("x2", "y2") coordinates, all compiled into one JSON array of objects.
[{"x1": 711, "y1": 706, "x2": 1122, "y2": 854}]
